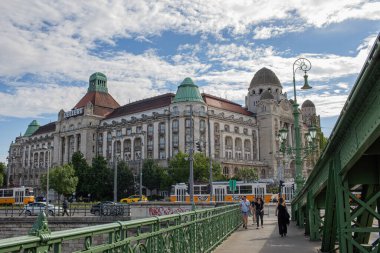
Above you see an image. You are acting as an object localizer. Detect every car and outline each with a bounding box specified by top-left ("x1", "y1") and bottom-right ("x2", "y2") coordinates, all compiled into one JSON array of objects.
[
  {"x1": 120, "y1": 195, "x2": 148, "y2": 203},
  {"x1": 23, "y1": 202, "x2": 62, "y2": 216},
  {"x1": 90, "y1": 201, "x2": 124, "y2": 216}
]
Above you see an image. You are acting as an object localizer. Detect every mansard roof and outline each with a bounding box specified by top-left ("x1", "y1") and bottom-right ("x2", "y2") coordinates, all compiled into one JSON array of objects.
[
  {"x1": 74, "y1": 91, "x2": 120, "y2": 117},
  {"x1": 106, "y1": 93, "x2": 175, "y2": 119},
  {"x1": 202, "y1": 94, "x2": 253, "y2": 116},
  {"x1": 32, "y1": 122, "x2": 56, "y2": 136}
]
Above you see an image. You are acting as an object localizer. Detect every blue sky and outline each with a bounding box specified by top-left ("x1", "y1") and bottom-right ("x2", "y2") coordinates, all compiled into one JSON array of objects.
[{"x1": 0, "y1": 1, "x2": 379, "y2": 163}]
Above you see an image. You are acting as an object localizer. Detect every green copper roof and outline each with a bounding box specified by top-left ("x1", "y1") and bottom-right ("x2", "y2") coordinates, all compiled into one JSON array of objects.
[
  {"x1": 88, "y1": 72, "x2": 108, "y2": 93},
  {"x1": 173, "y1": 77, "x2": 205, "y2": 104},
  {"x1": 24, "y1": 120, "x2": 40, "y2": 137}
]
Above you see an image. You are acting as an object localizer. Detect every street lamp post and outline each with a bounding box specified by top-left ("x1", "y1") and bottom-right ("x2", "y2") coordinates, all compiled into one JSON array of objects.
[
  {"x1": 113, "y1": 155, "x2": 118, "y2": 203},
  {"x1": 43, "y1": 146, "x2": 53, "y2": 216},
  {"x1": 189, "y1": 105, "x2": 195, "y2": 210},
  {"x1": 139, "y1": 150, "x2": 143, "y2": 201},
  {"x1": 292, "y1": 58, "x2": 312, "y2": 194}
]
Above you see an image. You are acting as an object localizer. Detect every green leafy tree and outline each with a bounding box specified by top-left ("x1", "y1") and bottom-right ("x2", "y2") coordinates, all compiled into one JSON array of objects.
[
  {"x1": 88, "y1": 156, "x2": 113, "y2": 200},
  {"x1": 115, "y1": 161, "x2": 134, "y2": 199},
  {"x1": 168, "y1": 151, "x2": 226, "y2": 184},
  {"x1": 318, "y1": 128, "x2": 328, "y2": 151},
  {"x1": 168, "y1": 151, "x2": 190, "y2": 183},
  {"x1": 142, "y1": 159, "x2": 163, "y2": 192},
  {"x1": 234, "y1": 168, "x2": 259, "y2": 183},
  {"x1": 41, "y1": 164, "x2": 78, "y2": 202},
  {"x1": 0, "y1": 162, "x2": 5, "y2": 187},
  {"x1": 71, "y1": 152, "x2": 90, "y2": 198},
  {"x1": 158, "y1": 168, "x2": 173, "y2": 192},
  {"x1": 50, "y1": 164, "x2": 78, "y2": 197}
]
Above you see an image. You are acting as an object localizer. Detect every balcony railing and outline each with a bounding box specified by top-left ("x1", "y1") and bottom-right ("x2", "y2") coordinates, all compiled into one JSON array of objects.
[{"x1": 0, "y1": 205, "x2": 240, "y2": 253}]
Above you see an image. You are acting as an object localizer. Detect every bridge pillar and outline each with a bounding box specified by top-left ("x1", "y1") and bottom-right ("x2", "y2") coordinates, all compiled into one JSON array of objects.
[
  {"x1": 307, "y1": 191, "x2": 321, "y2": 241},
  {"x1": 321, "y1": 163, "x2": 337, "y2": 252}
]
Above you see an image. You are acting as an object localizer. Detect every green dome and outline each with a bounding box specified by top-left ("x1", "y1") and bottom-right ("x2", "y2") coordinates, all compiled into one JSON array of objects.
[
  {"x1": 88, "y1": 72, "x2": 108, "y2": 93},
  {"x1": 24, "y1": 120, "x2": 40, "y2": 137},
  {"x1": 173, "y1": 77, "x2": 205, "y2": 104}
]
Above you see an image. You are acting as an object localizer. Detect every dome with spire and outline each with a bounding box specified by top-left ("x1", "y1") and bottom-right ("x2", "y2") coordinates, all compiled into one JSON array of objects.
[
  {"x1": 250, "y1": 67, "x2": 282, "y2": 89},
  {"x1": 302, "y1": 100, "x2": 315, "y2": 108},
  {"x1": 260, "y1": 90, "x2": 274, "y2": 100},
  {"x1": 173, "y1": 77, "x2": 205, "y2": 104}
]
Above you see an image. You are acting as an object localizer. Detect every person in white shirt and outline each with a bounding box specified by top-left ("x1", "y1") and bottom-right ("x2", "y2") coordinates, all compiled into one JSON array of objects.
[{"x1": 240, "y1": 196, "x2": 250, "y2": 229}]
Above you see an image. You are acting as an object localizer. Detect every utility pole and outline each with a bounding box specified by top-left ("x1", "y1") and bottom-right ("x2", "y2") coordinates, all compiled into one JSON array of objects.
[
  {"x1": 189, "y1": 104, "x2": 195, "y2": 210},
  {"x1": 139, "y1": 157, "x2": 143, "y2": 200}
]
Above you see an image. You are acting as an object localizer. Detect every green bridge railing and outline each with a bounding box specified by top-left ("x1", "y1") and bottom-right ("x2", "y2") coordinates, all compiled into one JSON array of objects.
[{"x1": 0, "y1": 204, "x2": 240, "y2": 253}]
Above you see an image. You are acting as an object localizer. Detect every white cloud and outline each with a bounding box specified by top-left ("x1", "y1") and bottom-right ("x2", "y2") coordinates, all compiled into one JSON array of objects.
[
  {"x1": 253, "y1": 24, "x2": 307, "y2": 40},
  {"x1": 0, "y1": 1, "x2": 378, "y2": 120}
]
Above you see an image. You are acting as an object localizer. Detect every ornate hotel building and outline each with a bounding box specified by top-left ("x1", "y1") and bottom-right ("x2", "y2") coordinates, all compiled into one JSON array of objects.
[{"x1": 7, "y1": 68, "x2": 320, "y2": 193}]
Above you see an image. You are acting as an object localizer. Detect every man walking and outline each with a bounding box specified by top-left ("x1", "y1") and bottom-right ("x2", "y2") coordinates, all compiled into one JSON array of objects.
[
  {"x1": 240, "y1": 196, "x2": 250, "y2": 229},
  {"x1": 62, "y1": 198, "x2": 69, "y2": 216}
]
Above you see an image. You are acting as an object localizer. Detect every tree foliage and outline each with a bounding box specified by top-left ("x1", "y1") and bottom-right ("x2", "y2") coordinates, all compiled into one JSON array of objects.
[
  {"x1": 115, "y1": 160, "x2": 134, "y2": 199},
  {"x1": 0, "y1": 162, "x2": 5, "y2": 187},
  {"x1": 142, "y1": 159, "x2": 162, "y2": 192},
  {"x1": 88, "y1": 156, "x2": 113, "y2": 200},
  {"x1": 234, "y1": 168, "x2": 258, "y2": 183},
  {"x1": 168, "y1": 151, "x2": 226, "y2": 185},
  {"x1": 318, "y1": 128, "x2": 328, "y2": 151},
  {"x1": 41, "y1": 164, "x2": 78, "y2": 197},
  {"x1": 71, "y1": 152, "x2": 90, "y2": 198}
]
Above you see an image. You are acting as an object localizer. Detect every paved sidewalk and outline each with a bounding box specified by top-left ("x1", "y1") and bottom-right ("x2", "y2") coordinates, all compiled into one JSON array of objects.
[{"x1": 214, "y1": 217, "x2": 321, "y2": 253}]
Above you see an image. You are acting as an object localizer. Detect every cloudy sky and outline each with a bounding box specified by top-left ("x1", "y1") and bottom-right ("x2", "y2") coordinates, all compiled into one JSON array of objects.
[{"x1": 0, "y1": 0, "x2": 379, "y2": 163}]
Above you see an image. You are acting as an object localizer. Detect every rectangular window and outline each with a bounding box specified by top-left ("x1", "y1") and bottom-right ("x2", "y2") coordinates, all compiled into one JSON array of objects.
[
  {"x1": 185, "y1": 119, "x2": 191, "y2": 128},
  {"x1": 239, "y1": 185, "x2": 252, "y2": 194},
  {"x1": 136, "y1": 126, "x2": 142, "y2": 134}
]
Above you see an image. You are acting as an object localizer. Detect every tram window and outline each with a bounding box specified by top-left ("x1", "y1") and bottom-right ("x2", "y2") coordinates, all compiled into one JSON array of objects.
[
  {"x1": 194, "y1": 186, "x2": 200, "y2": 195},
  {"x1": 4, "y1": 190, "x2": 13, "y2": 197},
  {"x1": 227, "y1": 186, "x2": 237, "y2": 194},
  {"x1": 239, "y1": 185, "x2": 252, "y2": 194},
  {"x1": 0, "y1": 190, "x2": 3, "y2": 197},
  {"x1": 200, "y1": 186, "x2": 208, "y2": 194}
]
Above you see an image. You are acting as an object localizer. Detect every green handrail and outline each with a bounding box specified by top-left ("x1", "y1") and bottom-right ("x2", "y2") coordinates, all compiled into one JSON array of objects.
[{"x1": 0, "y1": 204, "x2": 241, "y2": 253}]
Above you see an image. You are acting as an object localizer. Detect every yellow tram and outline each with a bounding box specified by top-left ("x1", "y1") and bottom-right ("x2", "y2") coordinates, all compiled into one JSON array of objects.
[
  {"x1": 0, "y1": 186, "x2": 35, "y2": 205},
  {"x1": 170, "y1": 181, "x2": 271, "y2": 203}
]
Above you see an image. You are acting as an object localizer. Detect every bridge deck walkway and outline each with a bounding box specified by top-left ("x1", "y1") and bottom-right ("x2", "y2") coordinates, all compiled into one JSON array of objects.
[{"x1": 214, "y1": 217, "x2": 320, "y2": 253}]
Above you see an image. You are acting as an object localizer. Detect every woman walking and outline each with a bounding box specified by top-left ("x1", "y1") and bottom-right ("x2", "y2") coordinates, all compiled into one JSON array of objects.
[
  {"x1": 254, "y1": 197, "x2": 264, "y2": 229},
  {"x1": 276, "y1": 197, "x2": 290, "y2": 237},
  {"x1": 240, "y1": 196, "x2": 250, "y2": 229}
]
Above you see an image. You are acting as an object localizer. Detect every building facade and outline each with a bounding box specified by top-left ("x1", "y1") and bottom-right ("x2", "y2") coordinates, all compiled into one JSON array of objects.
[{"x1": 7, "y1": 68, "x2": 320, "y2": 194}]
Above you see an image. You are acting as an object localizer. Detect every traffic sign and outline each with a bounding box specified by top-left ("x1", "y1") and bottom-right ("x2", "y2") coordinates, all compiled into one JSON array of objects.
[{"x1": 228, "y1": 180, "x2": 237, "y2": 192}]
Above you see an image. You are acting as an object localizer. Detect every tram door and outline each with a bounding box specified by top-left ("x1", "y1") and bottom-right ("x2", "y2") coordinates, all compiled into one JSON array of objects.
[
  {"x1": 15, "y1": 189, "x2": 24, "y2": 204},
  {"x1": 176, "y1": 188, "x2": 187, "y2": 202},
  {"x1": 214, "y1": 187, "x2": 225, "y2": 202}
]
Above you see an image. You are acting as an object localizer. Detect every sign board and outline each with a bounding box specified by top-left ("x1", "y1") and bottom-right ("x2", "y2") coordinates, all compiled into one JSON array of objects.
[
  {"x1": 64, "y1": 107, "x2": 84, "y2": 119},
  {"x1": 228, "y1": 180, "x2": 237, "y2": 192}
]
